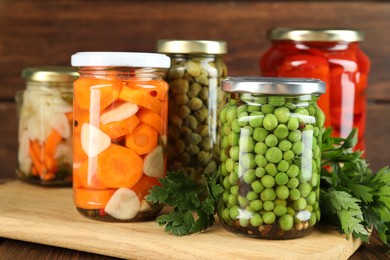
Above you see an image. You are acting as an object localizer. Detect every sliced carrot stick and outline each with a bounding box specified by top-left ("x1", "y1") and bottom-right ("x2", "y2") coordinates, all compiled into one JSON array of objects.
[
  {"x1": 44, "y1": 154, "x2": 56, "y2": 171},
  {"x1": 125, "y1": 123, "x2": 158, "y2": 155},
  {"x1": 119, "y1": 87, "x2": 162, "y2": 114},
  {"x1": 131, "y1": 175, "x2": 161, "y2": 200},
  {"x1": 45, "y1": 129, "x2": 62, "y2": 156},
  {"x1": 96, "y1": 144, "x2": 143, "y2": 188},
  {"x1": 137, "y1": 109, "x2": 163, "y2": 135},
  {"x1": 31, "y1": 166, "x2": 38, "y2": 176},
  {"x1": 29, "y1": 140, "x2": 44, "y2": 175},
  {"x1": 74, "y1": 187, "x2": 116, "y2": 209},
  {"x1": 74, "y1": 77, "x2": 122, "y2": 111},
  {"x1": 100, "y1": 114, "x2": 140, "y2": 140}
]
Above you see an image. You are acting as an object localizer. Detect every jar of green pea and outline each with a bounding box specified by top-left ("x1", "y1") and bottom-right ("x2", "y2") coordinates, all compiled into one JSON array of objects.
[{"x1": 217, "y1": 77, "x2": 325, "y2": 239}]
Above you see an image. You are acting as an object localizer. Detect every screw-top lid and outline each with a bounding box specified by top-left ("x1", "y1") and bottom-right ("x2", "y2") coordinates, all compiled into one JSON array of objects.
[
  {"x1": 22, "y1": 66, "x2": 79, "y2": 82},
  {"x1": 71, "y1": 52, "x2": 171, "y2": 68},
  {"x1": 222, "y1": 77, "x2": 325, "y2": 95},
  {"x1": 156, "y1": 40, "x2": 227, "y2": 54},
  {"x1": 267, "y1": 28, "x2": 365, "y2": 42}
]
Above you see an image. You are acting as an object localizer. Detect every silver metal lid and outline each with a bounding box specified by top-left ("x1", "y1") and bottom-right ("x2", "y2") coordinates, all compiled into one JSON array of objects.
[
  {"x1": 268, "y1": 28, "x2": 365, "y2": 42},
  {"x1": 156, "y1": 40, "x2": 227, "y2": 54},
  {"x1": 222, "y1": 77, "x2": 325, "y2": 95}
]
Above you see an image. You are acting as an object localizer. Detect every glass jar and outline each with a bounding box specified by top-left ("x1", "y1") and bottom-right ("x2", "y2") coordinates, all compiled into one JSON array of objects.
[
  {"x1": 71, "y1": 52, "x2": 170, "y2": 222},
  {"x1": 157, "y1": 40, "x2": 228, "y2": 183},
  {"x1": 218, "y1": 77, "x2": 325, "y2": 239},
  {"x1": 260, "y1": 28, "x2": 370, "y2": 152},
  {"x1": 16, "y1": 66, "x2": 78, "y2": 186}
]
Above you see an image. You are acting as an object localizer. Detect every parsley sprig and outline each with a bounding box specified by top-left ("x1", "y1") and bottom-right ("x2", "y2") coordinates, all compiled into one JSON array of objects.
[
  {"x1": 146, "y1": 171, "x2": 223, "y2": 236},
  {"x1": 320, "y1": 128, "x2": 390, "y2": 247}
]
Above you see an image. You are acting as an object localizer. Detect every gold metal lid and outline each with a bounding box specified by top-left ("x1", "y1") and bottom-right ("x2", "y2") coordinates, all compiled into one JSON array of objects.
[
  {"x1": 22, "y1": 66, "x2": 79, "y2": 82},
  {"x1": 267, "y1": 28, "x2": 365, "y2": 42},
  {"x1": 156, "y1": 40, "x2": 227, "y2": 54}
]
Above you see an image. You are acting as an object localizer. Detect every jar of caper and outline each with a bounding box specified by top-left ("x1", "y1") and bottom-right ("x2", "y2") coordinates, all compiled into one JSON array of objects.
[
  {"x1": 218, "y1": 77, "x2": 325, "y2": 239},
  {"x1": 157, "y1": 40, "x2": 228, "y2": 183}
]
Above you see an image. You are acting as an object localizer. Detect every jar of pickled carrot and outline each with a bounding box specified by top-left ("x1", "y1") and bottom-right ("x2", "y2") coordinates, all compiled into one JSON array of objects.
[
  {"x1": 71, "y1": 52, "x2": 170, "y2": 221},
  {"x1": 157, "y1": 40, "x2": 228, "y2": 183},
  {"x1": 16, "y1": 66, "x2": 78, "y2": 186},
  {"x1": 260, "y1": 28, "x2": 370, "y2": 152}
]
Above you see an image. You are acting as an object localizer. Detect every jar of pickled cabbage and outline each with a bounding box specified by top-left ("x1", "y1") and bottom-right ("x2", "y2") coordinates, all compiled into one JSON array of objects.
[
  {"x1": 157, "y1": 40, "x2": 228, "y2": 183},
  {"x1": 16, "y1": 66, "x2": 78, "y2": 186},
  {"x1": 260, "y1": 28, "x2": 370, "y2": 152},
  {"x1": 71, "y1": 52, "x2": 170, "y2": 221},
  {"x1": 218, "y1": 77, "x2": 325, "y2": 239}
]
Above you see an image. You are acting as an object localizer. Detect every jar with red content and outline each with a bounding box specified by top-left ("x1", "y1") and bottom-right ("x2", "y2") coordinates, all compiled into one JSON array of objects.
[
  {"x1": 71, "y1": 52, "x2": 170, "y2": 221},
  {"x1": 260, "y1": 28, "x2": 370, "y2": 152}
]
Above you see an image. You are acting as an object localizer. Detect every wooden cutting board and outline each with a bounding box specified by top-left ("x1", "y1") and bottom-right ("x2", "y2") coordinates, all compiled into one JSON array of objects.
[{"x1": 0, "y1": 180, "x2": 361, "y2": 259}]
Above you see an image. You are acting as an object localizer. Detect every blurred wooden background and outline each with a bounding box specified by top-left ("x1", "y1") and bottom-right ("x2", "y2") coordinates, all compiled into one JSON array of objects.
[{"x1": 1, "y1": 0, "x2": 389, "y2": 179}]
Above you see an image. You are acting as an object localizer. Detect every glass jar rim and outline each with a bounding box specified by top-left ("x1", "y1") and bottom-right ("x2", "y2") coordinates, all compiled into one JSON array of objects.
[
  {"x1": 71, "y1": 52, "x2": 171, "y2": 68},
  {"x1": 222, "y1": 77, "x2": 325, "y2": 95},
  {"x1": 156, "y1": 40, "x2": 227, "y2": 54},
  {"x1": 22, "y1": 66, "x2": 79, "y2": 83},
  {"x1": 267, "y1": 28, "x2": 365, "y2": 42}
]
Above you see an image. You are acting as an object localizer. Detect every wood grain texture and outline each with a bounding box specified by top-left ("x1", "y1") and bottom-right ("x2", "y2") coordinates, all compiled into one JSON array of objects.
[
  {"x1": 0, "y1": 1, "x2": 389, "y2": 101},
  {"x1": 0, "y1": 180, "x2": 363, "y2": 260}
]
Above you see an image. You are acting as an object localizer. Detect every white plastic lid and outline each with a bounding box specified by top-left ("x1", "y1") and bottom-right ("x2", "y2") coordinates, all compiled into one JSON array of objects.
[{"x1": 71, "y1": 52, "x2": 171, "y2": 68}]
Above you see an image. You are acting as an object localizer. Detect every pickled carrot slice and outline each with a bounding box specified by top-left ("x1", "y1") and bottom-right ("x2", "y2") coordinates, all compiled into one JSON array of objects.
[
  {"x1": 131, "y1": 175, "x2": 161, "y2": 200},
  {"x1": 100, "y1": 114, "x2": 140, "y2": 140},
  {"x1": 119, "y1": 87, "x2": 162, "y2": 114},
  {"x1": 125, "y1": 123, "x2": 158, "y2": 155},
  {"x1": 74, "y1": 187, "x2": 116, "y2": 209},
  {"x1": 137, "y1": 108, "x2": 163, "y2": 135}
]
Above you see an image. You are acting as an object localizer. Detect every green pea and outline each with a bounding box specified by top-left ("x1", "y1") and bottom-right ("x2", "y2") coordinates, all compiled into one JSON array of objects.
[
  {"x1": 250, "y1": 214, "x2": 263, "y2": 227},
  {"x1": 253, "y1": 128, "x2": 268, "y2": 142},
  {"x1": 262, "y1": 212, "x2": 276, "y2": 224},
  {"x1": 274, "y1": 199, "x2": 287, "y2": 206},
  {"x1": 243, "y1": 169, "x2": 256, "y2": 184},
  {"x1": 260, "y1": 188, "x2": 276, "y2": 201},
  {"x1": 239, "y1": 135, "x2": 255, "y2": 153},
  {"x1": 275, "y1": 185, "x2": 289, "y2": 200},
  {"x1": 289, "y1": 188, "x2": 301, "y2": 201},
  {"x1": 292, "y1": 142, "x2": 305, "y2": 155},
  {"x1": 278, "y1": 140, "x2": 292, "y2": 152},
  {"x1": 287, "y1": 207, "x2": 295, "y2": 216},
  {"x1": 313, "y1": 127, "x2": 320, "y2": 137},
  {"x1": 229, "y1": 206, "x2": 240, "y2": 219},
  {"x1": 273, "y1": 204, "x2": 287, "y2": 216},
  {"x1": 222, "y1": 191, "x2": 229, "y2": 202},
  {"x1": 222, "y1": 123, "x2": 231, "y2": 135},
  {"x1": 261, "y1": 104, "x2": 275, "y2": 114},
  {"x1": 255, "y1": 154, "x2": 268, "y2": 168},
  {"x1": 240, "y1": 153, "x2": 256, "y2": 169},
  {"x1": 274, "y1": 107, "x2": 290, "y2": 123},
  {"x1": 315, "y1": 107, "x2": 325, "y2": 128},
  {"x1": 265, "y1": 147, "x2": 283, "y2": 163},
  {"x1": 313, "y1": 145, "x2": 320, "y2": 159},
  {"x1": 283, "y1": 150, "x2": 295, "y2": 161},
  {"x1": 249, "y1": 111, "x2": 264, "y2": 128},
  {"x1": 311, "y1": 171, "x2": 319, "y2": 187},
  {"x1": 265, "y1": 134, "x2": 278, "y2": 147},
  {"x1": 238, "y1": 111, "x2": 250, "y2": 127},
  {"x1": 230, "y1": 185, "x2": 239, "y2": 196},
  {"x1": 294, "y1": 107, "x2": 309, "y2": 116},
  {"x1": 228, "y1": 171, "x2": 238, "y2": 185},
  {"x1": 221, "y1": 135, "x2": 229, "y2": 149},
  {"x1": 225, "y1": 158, "x2": 234, "y2": 173},
  {"x1": 247, "y1": 105, "x2": 261, "y2": 112},
  {"x1": 263, "y1": 114, "x2": 278, "y2": 131},
  {"x1": 287, "y1": 116, "x2": 299, "y2": 130},
  {"x1": 288, "y1": 130, "x2": 302, "y2": 142},
  {"x1": 231, "y1": 119, "x2": 241, "y2": 133},
  {"x1": 263, "y1": 201, "x2": 274, "y2": 211},
  {"x1": 265, "y1": 163, "x2": 278, "y2": 176},
  {"x1": 220, "y1": 107, "x2": 227, "y2": 124},
  {"x1": 221, "y1": 162, "x2": 228, "y2": 176},
  {"x1": 309, "y1": 212, "x2": 317, "y2": 226},
  {"x1": 275, "y1": 172, "x2": 289, "y2": 185},
  {"x1": 246, "y1": 191, "x2": 259, "y2": 201},
  {"x1": 229, "y1": 146, "x2": 240, "y2": 162},
  {"x1": 261, "y1": 175, "x2": 275, "y2": 188},
  {"x1": 254, "y1": 142, "x2": 267, "y2": 155},
  {"x1": 293, "y1": 197, "x2": 307, "y2": 211},
  {"x1": 284, "y1": 102, "x2": 296, "y2": 110},
  {"x1": 251, "y1": 180, "x2": 264, "y2": 193},
  {"x1": 239, "y1": 217, "x2": 250, "y2": 228},
  {"x1": 242, "y1": 126, "x2": 253, "y2": 136},
  {"x1": 223, "y1": 176, "x2": 231, "y2": 189},
  {"x1": 287, "y1": 178, "x2": 299, "y2": 189},
  {"x1": 238, "y1": 195, "x2": 249, "y2": 208},
  {"x1": 306, "y1": 191, "x2": 317, "y2": 205},
  {"x1": 277, "y1": 160, "x2": 289, "y2": 172},
  {"x1": 221, "y1": 208, "x2": 231, "y2": 221},
  {"x1": 228, "y1": 131, "x2": 240, "y2": 146},
  {"x1": 228, "y1": 194, "x2": 238, "y2": 206},
  {"x1": 299, "y1": 182, "x2": 312, "y2": 197},
  {"x1": 274, "y1": 124, "x2": 289, "y2": 139},
  {"x1": 287, "y1": 164, "x2": 300, "y2": 178},
  {"x1": 237, "y1": 104, "x2": 247, "y2": 115},
  {"x1": 255, "y1": 167, "x2": 266, "y2": 178},
  {"x1": 269, "y1": 96, "x2": 285, "y2": 107},
  {"x1": 226, "y1": 106, "x2": 237, "y2": 123},
  {"x1": 250, "y1": 200, "x2": 263, "y2": 211},
  {"x1": 279, "y1": 214, "x2": 294, "y2": 231}
]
